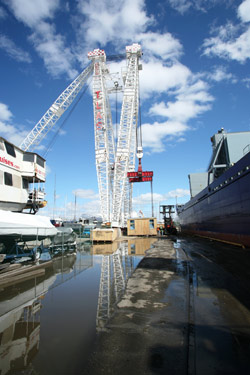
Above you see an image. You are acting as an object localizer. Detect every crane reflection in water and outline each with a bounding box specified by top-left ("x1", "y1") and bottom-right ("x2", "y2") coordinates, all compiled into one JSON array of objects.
[{"x1": 0, "y1": 238, "x2": 156, "y2": 374}]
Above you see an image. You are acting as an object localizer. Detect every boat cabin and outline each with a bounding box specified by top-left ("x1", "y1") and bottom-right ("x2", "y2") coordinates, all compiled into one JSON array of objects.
[{"x1": 0, "y1": 137, "x2": 47, "y2": 212}]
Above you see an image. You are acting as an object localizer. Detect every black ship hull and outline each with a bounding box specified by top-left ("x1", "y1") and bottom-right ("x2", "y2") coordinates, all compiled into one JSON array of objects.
[{"x1": 177, "y1": 152, "x2": 250, "y2": 248}]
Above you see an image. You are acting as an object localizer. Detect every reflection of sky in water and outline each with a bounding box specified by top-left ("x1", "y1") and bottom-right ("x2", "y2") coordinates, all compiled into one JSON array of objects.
[{"x1": 0, "y1": 239, "x2": 152, "y2": 375}]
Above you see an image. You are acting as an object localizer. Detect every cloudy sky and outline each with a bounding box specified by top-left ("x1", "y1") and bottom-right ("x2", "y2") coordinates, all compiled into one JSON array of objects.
[{"x1": 0, "y1": 0, "x2": 250, "y2": 219}]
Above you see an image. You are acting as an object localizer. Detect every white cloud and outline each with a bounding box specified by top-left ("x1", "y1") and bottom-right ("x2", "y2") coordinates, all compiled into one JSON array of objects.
[
  {"x1": 138, "y1": 32, "x2": 183, "y2": 60},
  {"x1": 205, "y1": 66, "x2": 236, "y2": 83},
  {"x1": 80, "y1": 199, "x2": 101, "y2": 216},
  {"x1": 109, "y1": 56, "x2": 192, "y2": 101},
  {"x1": 167, "y1": 0, "x2": 230, "y2": 14},
  {"x1": 133, "y1": 188, "x2": 190, "y2": 206},
  {"x1": 143, "y1": 77, "x2": 213, "y2": 152},
  {"x1": 150, "y1": 100, "x2": 211, "y2": 123},
  {"x1": 0, "y1": 121, "x2": 27, "y2": 145},
  {"x1": 5, "y1": 0, "x2": 77, "y2": 79},
  {"x1": 243, "y1": 77, "x2": 250, "y2": 88},
  {"x1": 0, "y1": 34, "x2": 31, "y2": 63},
  {"x1": 29, "y1": 22, "x2": 78, "y2": 79},
  {"x1": 167, "y1": 0, "x2": 193, "y2": 14},
  {"x1": 6, "y1": 0, "x2": 60, "y2": 27},
  {"x1": 66, "y1": 198, "x2": 101, "y2": 218},
  {"x1": 72, "y1": 189, "x2": 99, "y2": 200},
  {"x1": 133, "y1": 192, "x2": 165, "y2": 206},
  {"x1": 0, "y1": 102, "x2": 28, "y2": 145},
  {"x1": 150, "y1": 82, "x2": 213, "y2": 121},
  {"x1": 166, "y1": 188, "x2": 190, "y2": 198},
  {"x1": 77, "y1": 0, "x2": 152, "y2": 46},
  {"x1": 203, "y1": 24, "x2": 250, "y2": 63},
  {"x1": 140, "y1": 60, "x2": 191, "y2": 98},
  {"x1": 2, "y1": 0, "x2": 215, "y2": 156},
  {"x1": 238, "y1": 0, "x2": 250, "y2": 23},
  {"x1": 0, "y1": 103, "x2": 13, "y2": 122},
  {"x1": 141, "y1": 121, "x2": 188, "y2": 152},
  {"x1": 203, "y1": 1, "x2": 250, "y2": 63}
]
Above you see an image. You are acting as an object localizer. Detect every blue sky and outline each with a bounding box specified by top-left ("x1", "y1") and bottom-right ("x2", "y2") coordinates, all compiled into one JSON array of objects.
[{"x1": 0, "y1": 0, "x2": 250, "y2": 220}]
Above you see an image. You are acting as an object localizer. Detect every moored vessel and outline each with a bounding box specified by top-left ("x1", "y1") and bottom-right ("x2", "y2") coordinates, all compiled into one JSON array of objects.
[
  {"x1": 177, "y1": 129, "x2": 250, "y2": 248},
  {"x1": 0, "y1": 136, "x2": 47, "y2": 213},
  {"x1": 0, "y1": 137, "x2": 57, "y2": 259}
]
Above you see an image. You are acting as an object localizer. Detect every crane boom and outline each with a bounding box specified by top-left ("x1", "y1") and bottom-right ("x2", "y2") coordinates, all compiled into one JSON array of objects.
[
  {"x1": 19, "y1": 62, "x2": 94, "y2": 152},
  {"x1": 88, "y1": 49, "x2": 115, "y2": 223},
  {"x1": 111, "y1": 44, "x2": 142, "y2": 227}
]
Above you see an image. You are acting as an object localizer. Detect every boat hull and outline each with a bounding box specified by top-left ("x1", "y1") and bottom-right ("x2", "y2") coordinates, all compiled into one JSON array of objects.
[
  {"x1": 178, "y1": 152, "x2": 250, "y2": 248},
  {"x1": 0, "y1": 210, "x2": 57, "y2": 242}
]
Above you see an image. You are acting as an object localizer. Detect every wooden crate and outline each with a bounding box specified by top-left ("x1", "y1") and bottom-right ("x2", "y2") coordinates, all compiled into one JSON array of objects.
[
  {"x1": 127, "y1": 218, "x2": 157, "y2": 236},
  {"x1": 91, "y1": 228, "x2": 120, "y2": 242}
]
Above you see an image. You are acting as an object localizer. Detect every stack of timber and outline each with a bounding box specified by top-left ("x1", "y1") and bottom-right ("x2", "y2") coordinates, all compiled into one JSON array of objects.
[{"x1": 91, "y1": 228, "x2": 121, "y2": 243}]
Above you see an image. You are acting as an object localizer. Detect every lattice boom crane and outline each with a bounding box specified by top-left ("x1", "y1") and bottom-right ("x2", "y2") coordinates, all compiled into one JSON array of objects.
[
  {"x1": 87, "y1": 49, "x2": 115, "y2": 224},
  {"x1": 88, "y1": 44, "x2": 142, "y2": 227},
  {"x1": 19, "y1": 63, "x2": 94, "y2": 152},
  {"x1": 18, "y1": 44, "x2": 143, "y2": 227},
  {"x1": 111, "y1": 44, "x2": 142, "y2": 227}
]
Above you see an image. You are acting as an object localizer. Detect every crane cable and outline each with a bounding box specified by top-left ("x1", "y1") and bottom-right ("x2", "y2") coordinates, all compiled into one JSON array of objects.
[{"x1": 42, "y1": 79, "x2": 91, "y2": 159}]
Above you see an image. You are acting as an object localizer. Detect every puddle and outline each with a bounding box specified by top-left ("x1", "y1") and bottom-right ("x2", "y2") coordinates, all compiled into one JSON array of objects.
[{"x1": 0, "y1": 239, "x2": 151, "y2": 375}]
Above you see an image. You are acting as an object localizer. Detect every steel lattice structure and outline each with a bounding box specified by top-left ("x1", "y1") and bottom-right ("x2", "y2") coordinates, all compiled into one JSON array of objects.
[
  {"x1": 96, "y1": 242, "x2": 133, "y2": 330},
  {"x1": 88, "y1": 44, "x2": 142, "y2": 226},
  {"x1": 19, "y1": 44, "x2": 142, "y2": 227},
  {"x1": 111, "y1": 44, "x2": 142, "y2": 226},
  {"x1": 88, "y1": 49, "x2": 115, "y2": 224},
  {"x1": 19, "y1": 63, "x2": 94, "y2": 152}
]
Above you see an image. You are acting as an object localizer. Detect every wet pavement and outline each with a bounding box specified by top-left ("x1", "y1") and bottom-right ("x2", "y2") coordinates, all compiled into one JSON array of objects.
[
  {"x1": 1, "y1": 236, "x2": 250, "y2": 374},
  {"x1": 86, "y1": 237, "x2": 250, "y2": 375}
]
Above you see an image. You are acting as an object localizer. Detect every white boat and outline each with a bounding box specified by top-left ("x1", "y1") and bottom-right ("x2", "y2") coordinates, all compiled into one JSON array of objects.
[
  {"x1": 52, "y1": 227, "x2": 77, "y2": 245},
  {"x1": 0, "y1": 136, "x2": 47, "y2": 213},
  {"x1": 0, "y1": 210, "x2": 57, "y2": 242}
]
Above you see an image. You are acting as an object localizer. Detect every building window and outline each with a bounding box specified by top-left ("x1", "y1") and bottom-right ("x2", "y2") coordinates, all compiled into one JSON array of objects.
[
  {"x1": 4, "y1": 172, "x2": 13, "y2": 186},
  {"x1": 23, "y1": 153, "x2": 34, "y2": 162},
  {"x1": 4, "y1": 141, "x2": 16, "y2": 157},
  {"x1": 22, "y1": 178, "x2": 29, "y2": 189},
  {"x1": 36, "y1": 155, "x2": 45, "y2": 168},
  {"x1": 130, "y1": 220, "x2": 135, "y2": 230},
  {"x1": 130, "y1": 243, "x2": 135, "y2": 254},
  {"x1": 149, "y1": 219, "x2": 154, "y2": 229}
]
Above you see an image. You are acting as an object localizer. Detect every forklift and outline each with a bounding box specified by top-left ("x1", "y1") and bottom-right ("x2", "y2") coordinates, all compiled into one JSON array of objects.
[{"x1": 160, "y1": 205, "x2": 177, "y2": 235}]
